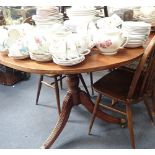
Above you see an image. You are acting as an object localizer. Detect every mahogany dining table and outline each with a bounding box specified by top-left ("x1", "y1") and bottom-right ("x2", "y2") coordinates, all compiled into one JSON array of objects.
[{"x1": 1, "y1": 33, "x2": 154, "y2": 148}]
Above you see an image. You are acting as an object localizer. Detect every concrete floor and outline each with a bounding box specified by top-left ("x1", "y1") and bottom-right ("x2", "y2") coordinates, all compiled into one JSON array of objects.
[{"x1": 0, "y1": 71, "x2": 155, "y2": 149}]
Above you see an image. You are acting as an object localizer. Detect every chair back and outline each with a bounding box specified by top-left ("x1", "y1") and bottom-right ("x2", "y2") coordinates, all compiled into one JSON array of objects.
[{"x1": 127, "y1": 35, "x2": 155, "y2": 99}]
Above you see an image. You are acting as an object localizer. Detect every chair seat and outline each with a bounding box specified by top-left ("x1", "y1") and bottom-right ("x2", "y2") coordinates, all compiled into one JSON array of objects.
[{"x1": 93, "y1": 68, "x2": 143, "y2": 101}]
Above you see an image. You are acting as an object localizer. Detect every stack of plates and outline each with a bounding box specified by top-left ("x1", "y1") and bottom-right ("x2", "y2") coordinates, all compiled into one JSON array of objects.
[
  {"x1": 122, "y1": 21, "x2": 151, "y2": 48},
  {"x1": 32, "y1": 6, "x2": 63, "y2": 25},
  {"x1": 66, "y1": 7, "x2": 96, "y2": 22},
  {"x1": 139, "y1": 16, "x2": 155, "y2": 26},
  {"x1": 53, "y1": 55, "x2": 85, "y2": 66},
  {"x1": 138, "y1": 7, "x2": 155, "y2": 25}
]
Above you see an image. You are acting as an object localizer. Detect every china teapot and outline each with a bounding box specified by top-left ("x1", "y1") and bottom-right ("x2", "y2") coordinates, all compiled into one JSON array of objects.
[{"x1": 94, "y1": 28, "x2": 128, "y2": 55}]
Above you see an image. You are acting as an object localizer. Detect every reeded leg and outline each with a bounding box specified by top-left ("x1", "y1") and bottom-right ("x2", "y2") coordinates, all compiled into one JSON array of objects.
[
  {"x1": 41, "y1": 74, "x2": 123, "y2": 149},
  {"x1": 36, "y1": 75, "x2": 43, "y2": 105},
  {"x1": 41, "y1": 74, "x2": 80, "y2": 149},
  {"x1": 41, "y1": 92, "x2": 73, "y2": 149}
]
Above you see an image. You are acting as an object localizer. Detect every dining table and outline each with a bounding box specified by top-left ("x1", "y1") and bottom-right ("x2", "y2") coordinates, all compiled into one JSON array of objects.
[{"x1": 0, "y1": 32, "x2": 154, "y2": 149}]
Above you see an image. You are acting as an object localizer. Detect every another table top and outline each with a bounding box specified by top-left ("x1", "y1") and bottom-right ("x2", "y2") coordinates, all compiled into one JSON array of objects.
[{"x1": 0, "y1": 33, "x2": 154, "y2": 75}]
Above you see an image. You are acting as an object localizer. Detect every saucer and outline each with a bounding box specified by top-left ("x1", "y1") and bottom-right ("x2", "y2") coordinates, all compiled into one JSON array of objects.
[
  {"x1": 53, "y1": 55, "x2": 85, "y2": 66},
  {"x1": 8, "y1": 55, "x2": 29, "y2": 60}
]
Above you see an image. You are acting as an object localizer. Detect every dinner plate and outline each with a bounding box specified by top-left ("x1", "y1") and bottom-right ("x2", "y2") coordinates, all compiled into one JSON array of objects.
[
  {"x1": 127, "y1": 40, "x2": 143, "y2": 44},
  {"x1": 125, "y1": 43, "x2": 142, "y2": 48},
  {"x1": 99, "y1": 51, "x2": 118, "y2": 55},
  {"x1": 32, "y1": 15, "x2": 63, "y2": 22},
  {"x1": 123, "y1": 21, "x2": 151, "y2": 28}
]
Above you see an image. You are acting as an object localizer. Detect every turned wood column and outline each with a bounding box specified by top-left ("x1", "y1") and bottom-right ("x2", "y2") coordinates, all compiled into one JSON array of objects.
[{"x1": 66, "y1": 74, "x2": 80, "y2": 105}]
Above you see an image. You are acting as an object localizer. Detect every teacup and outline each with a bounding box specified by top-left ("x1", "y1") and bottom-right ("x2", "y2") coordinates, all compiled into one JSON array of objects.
[
  {"x1": 8, "y1": 38, "x2": 29, "y2": 58},
  {"x1": 49, "y1": 38, "x2": 68, "y2": 60},
  {"x1": 66, "y1": 33, "x2": 93, "y2": 56}
]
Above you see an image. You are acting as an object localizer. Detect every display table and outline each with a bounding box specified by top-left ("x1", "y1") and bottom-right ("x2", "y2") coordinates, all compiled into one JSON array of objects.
[
  {"x1": 0, "y1": 43, "x2": 145, "y2": 148},
  {"x1": 3, "y1": 31, "x2": 155, "y2": 149}
]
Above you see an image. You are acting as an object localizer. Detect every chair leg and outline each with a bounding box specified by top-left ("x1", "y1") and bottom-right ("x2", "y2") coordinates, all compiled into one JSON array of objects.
[
  {"x1": 90, "y1": 72, "x2": 94, "y2": 96},
  {"x1": 126, "y1": 103, "x2": 135, "y2": 149},
  {"x1": 54, "y1": 76, "x2": 61, "y2": 115},
  {"x1": 36, "y1": 75, "x2": 43, "y2": 105},
  {"x1": 79, "y1": 74, "x2": 91, "y2": 97},
  {"x1": 152, "y1": 86, "x2": 155, "y2": 116},
  {"x1": 88, "y1": 93, "x2": 102, "y2": 135},
  {"x1": 144, "y1": 96, "x2": 154, "y2": 123},
  {"x1": 59, "y1": 75, "x2": 63, "y2": 90}
]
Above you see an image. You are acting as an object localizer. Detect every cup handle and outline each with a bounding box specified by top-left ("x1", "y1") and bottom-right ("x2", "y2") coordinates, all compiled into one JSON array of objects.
[
  {"x1": 119, "y1": 31, "x2": 128, "y2": 49},
  {"x1": 80, "y1": 49, "x2": 91, "y2": 56}
]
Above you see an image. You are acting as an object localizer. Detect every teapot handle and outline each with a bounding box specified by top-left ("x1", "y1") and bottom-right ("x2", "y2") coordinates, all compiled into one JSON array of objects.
[{"x1": 119, "y1": 31, "x2": 128, "y2": 48}]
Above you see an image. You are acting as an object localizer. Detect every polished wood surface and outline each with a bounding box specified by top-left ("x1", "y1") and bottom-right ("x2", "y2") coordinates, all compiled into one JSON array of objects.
[
  {"x1": 0, "y1": 48, "x2": 144, "y2": 75},
  {"x1": 1, "y1": 32, "x2": 153, "y2": 75}
]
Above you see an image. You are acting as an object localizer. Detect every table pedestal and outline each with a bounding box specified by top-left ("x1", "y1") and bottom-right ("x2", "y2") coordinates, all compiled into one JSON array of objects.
[{"x1": 41, "y1": 74, "x2": 124, "y2": 149}]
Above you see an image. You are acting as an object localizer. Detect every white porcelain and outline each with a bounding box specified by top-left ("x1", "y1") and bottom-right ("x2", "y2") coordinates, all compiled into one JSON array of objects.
[
  {"x1": 122, "y1": 21, "x2": 151, "y2": 28},
  {"x1": 48, "y1": 28, "x2": 92, "y2": 61},
  {"x1": 128, "y1": 34, "x2": 146, "y2": 40},
  {"x1": 68, "y1": 15, "x2": 95, "y2": 23},
  {"x1": 27, "y1": 28, "x2": 51, "y2": 55},
  {"x1": 128, "y1": 40, "x2": 143, "y2": 44},
  {"x1": 49, "y1": 33, "x2": 72, "y2": 60},
  {"x1": 0, "y1": 27, "x2": 8, "y2": 51},
  {"x1": 29, "y1": 52, "x2": 52, "y2": 62},
  {"x1": 94, "y1": 28, "x2": 128, "y2": 55},
  {"x1": 8, "y1": 38, "x2": 29, "y2": 58},
  {"x1": 96, "y1": 14, "x2": 123, "y2": 29},
  {"x1": 53, "y1": 55, "x2": 85, "y2": 66},
  {"x1": 10, "y1": 55, "x2": 29, "y2": 59},
  {"x1": 66, "y1": 7, "x2": 96, "y2": 23},
  {"x1": 140, "y1": 7, "x2": 155, "y2": 17},
  {"x1": 3, "y1": 24, "x2": 33, "y2": 51},
  {"x1": 125, "y1": 43, "x2": 142, "y2": 48},
  {"x1": 66, "y1": 33, "x2": 93, "y2": 57}
]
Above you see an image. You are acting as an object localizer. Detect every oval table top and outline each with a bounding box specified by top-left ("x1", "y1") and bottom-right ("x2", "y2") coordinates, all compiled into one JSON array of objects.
[
  {"x1": 1, "y1": 32, "x2": 155, "y2": 75},
  {"x1": 0, "y1": 47, "x2": 144, "y2": 75}
]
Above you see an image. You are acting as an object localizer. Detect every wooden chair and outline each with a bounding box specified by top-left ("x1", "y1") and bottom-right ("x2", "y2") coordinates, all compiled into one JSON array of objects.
[
  {"x1": 88, "y1": 35, "x2": 155, "y2": 148},
  {"x1": 36, "y1": 74, "x2": 91, "y2": 114},
  {"x1": 36, "y1": 74, "x2": 65, "y2": 115}
]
